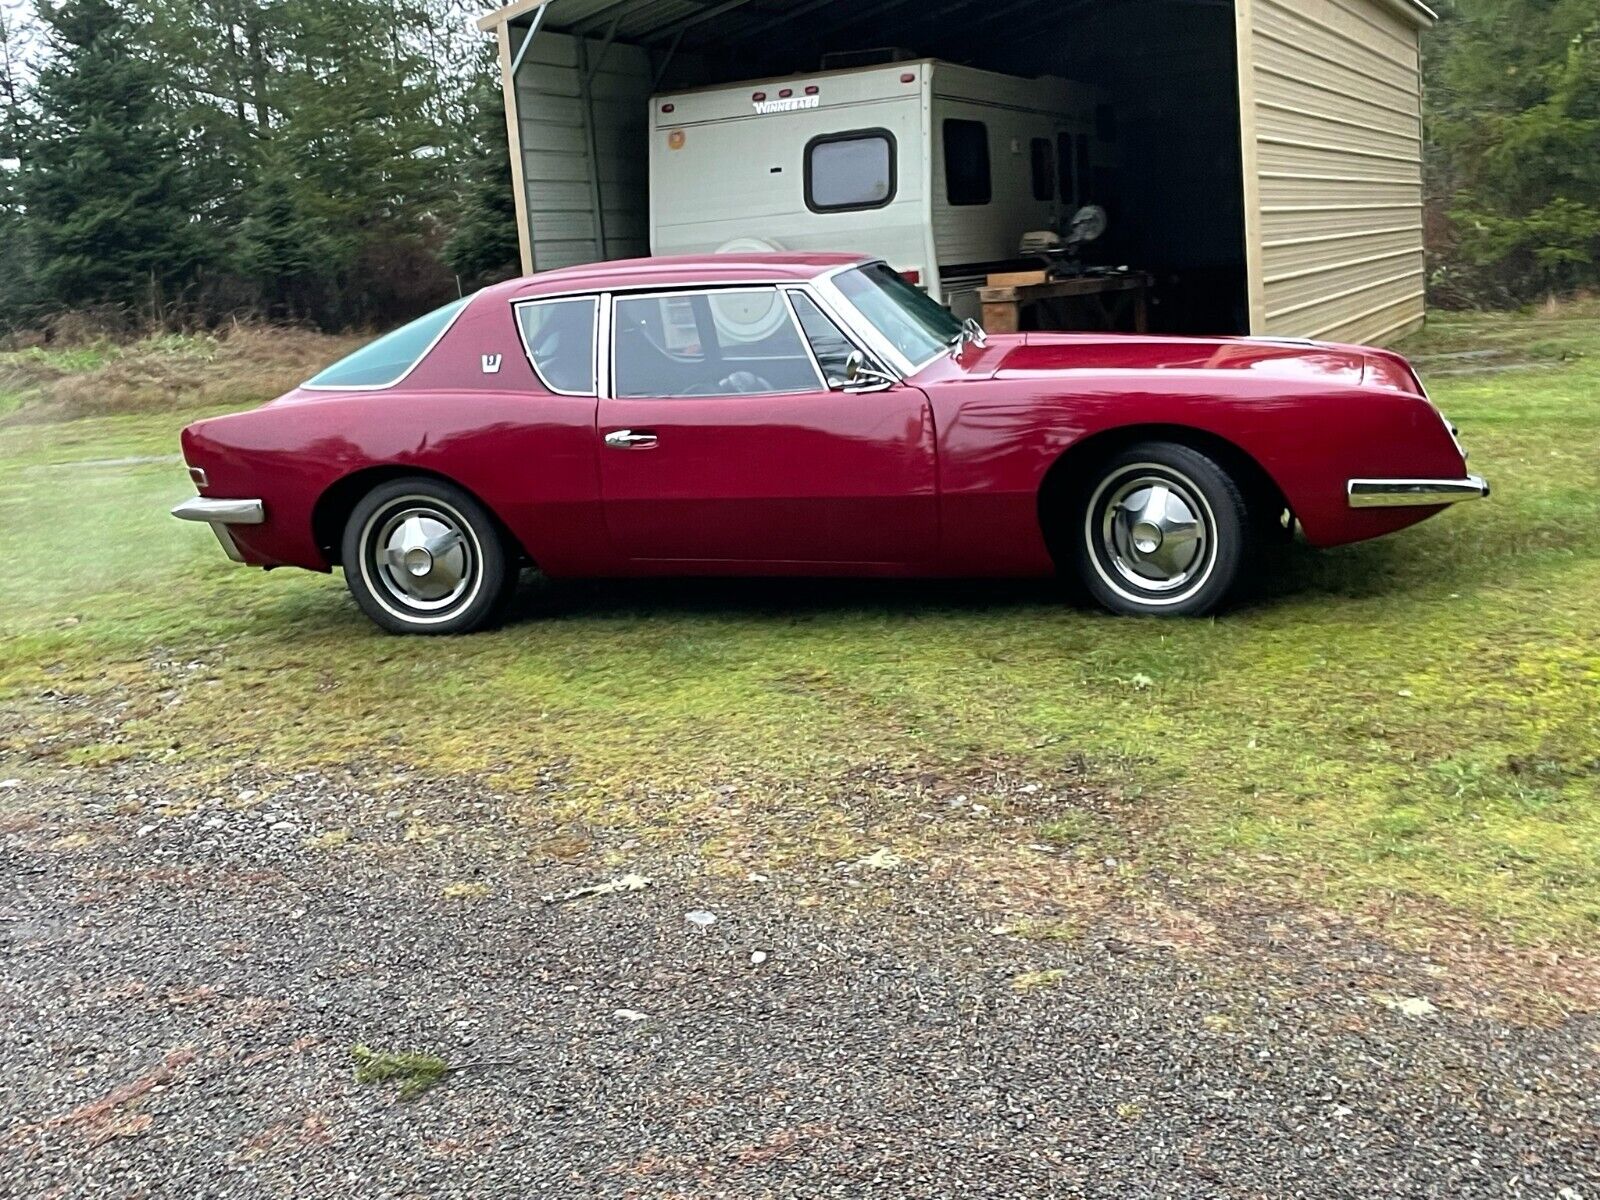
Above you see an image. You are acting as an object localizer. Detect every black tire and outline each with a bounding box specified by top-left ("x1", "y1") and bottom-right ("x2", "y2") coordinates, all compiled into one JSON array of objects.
[
  {"x1": 340, "y1": 477, "x2": 515, "y2": 635},
  {"x1": 1071, "y1": 442, "x2": 1251, "y2": 617}
]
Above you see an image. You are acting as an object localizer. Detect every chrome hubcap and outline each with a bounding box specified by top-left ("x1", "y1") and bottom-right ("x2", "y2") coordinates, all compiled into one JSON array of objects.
[
  {"x1": 1089, "y1": 467, "x2": 1216, "y2": 600},
  {"x1": 365, "y1": 502, "x2": 477, "y2": 612}
]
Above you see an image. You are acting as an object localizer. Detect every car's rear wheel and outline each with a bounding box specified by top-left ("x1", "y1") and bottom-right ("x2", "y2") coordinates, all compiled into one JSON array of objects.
[
  {"x1": 1073, "y1": 442, "x2": 1249, "y2": 617},
  {"x1": 341, "y1": 478, "x2": 514, "y2": 635}
]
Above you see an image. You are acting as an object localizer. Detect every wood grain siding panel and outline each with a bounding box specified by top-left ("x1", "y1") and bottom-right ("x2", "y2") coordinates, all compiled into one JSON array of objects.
[
  {"x1": 1243, "y1": 0, "x2": 1428, "y2": 343},
  {"x1": 513, "y1": 31, "x2": 652, "y2": 271}
]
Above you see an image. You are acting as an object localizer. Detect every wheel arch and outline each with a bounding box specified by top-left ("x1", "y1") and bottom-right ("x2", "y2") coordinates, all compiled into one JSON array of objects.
[
  {"x1": 311, "y1": 466, "x2": 531, "y2": 568},
  {"x1": 1036, "y1": 423, "x2": 1289, "y2": 564}
]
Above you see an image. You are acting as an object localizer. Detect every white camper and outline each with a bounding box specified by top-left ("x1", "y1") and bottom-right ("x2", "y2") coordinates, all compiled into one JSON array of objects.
[{"x1": 649, "y1": 59, "x2": 1114, "y2": 319}]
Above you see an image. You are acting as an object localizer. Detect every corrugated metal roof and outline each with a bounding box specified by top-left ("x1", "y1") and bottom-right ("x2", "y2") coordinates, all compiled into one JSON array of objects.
[{"x1": 479, "y1": 0, "x2": 1438, "y2": 40}]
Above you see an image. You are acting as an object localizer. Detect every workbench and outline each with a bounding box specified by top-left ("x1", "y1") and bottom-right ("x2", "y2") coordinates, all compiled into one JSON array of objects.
[{"x1": 978, "y1": 271, "x2": 1153, "y2": 334}]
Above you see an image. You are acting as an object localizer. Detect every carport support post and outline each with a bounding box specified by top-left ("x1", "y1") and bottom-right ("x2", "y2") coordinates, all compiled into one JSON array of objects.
[
  {"x1": 496, "y1": 16, "x2": 537, "y2": 275},
  {"x1": 1233, "y1": 0, "x2": 1267, "y2": 334}
]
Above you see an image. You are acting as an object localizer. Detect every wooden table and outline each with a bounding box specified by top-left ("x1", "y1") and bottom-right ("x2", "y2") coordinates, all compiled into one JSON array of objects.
[{"x1": 978, "y1": 271, "x2": 1152, "y2": 334}]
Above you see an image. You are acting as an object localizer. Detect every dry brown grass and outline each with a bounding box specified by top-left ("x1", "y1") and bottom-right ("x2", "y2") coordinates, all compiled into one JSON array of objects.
[{"x1": 0, "y1": 323, "x2": 364, "y2": 426}]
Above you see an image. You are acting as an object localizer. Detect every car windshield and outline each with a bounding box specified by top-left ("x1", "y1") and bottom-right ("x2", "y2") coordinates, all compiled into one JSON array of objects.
[{"x1": 833, "y1": 263, "x2": 964, "y2": 370}]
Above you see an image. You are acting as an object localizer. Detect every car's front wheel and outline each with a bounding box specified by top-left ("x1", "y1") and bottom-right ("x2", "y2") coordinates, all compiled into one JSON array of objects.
[
  {"x1": 341, "y1": 477, "x2": 515, "y2": 635},
  {"x1": 1073, "y1": 443, "x2": 1249, "y2": 617}
]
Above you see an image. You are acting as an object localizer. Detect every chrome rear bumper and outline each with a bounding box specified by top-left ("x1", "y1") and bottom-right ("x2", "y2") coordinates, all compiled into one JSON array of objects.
[
  {"x1": 1346, "y1": 476, "x2": 1490, "y2": 508},
  {"x1": 172, "y1": 496, "x2": 264, "y2": 562}
]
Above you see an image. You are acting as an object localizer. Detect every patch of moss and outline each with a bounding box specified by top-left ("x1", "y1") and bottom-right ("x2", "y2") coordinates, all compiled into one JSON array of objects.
[
  {"x1": 350, "y1": 1044, "x2": 450, "y2": 1100},
  {"x1": 1011, "y1": 968, "x2": 1071, "y2": 991}
]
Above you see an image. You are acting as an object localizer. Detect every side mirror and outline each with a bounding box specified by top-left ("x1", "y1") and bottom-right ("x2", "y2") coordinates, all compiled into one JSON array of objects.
[{"x1": 837, "y1": 349, "x2": 896, "y2": 392}]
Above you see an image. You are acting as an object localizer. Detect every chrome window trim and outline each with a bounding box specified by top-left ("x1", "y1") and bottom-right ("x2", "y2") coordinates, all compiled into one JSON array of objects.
[
  {"x1": 514, "y1": 273, "x2": 864, "y2": 304},
  {"x1": 780, "y1": 284, "x2": 890, "y2": 388},
  {"x1": 776, "y1": 288, "x2": 830, "y2": 391},
  {"x1": 1346, "y1": 476, "x2": 1490, "y2": 508},
  {"x1": 512, "y1": 294, "x2": 601, "y2": 397},
  {"x1": 606, "y1": 285, "x2": 829, "y2": 401},
  {"x1": 300, "y1": 295, "x2": 472, "y2": 393}
]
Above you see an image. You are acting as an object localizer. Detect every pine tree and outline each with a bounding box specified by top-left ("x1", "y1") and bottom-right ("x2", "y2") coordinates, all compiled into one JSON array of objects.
[
  {"x1": 21, "y1": 0, "x2": 216, "y2": 316},
  {"x1": 442, "y1": 61, "x2": 521, "y2": 288},
  {"x1": 1427, "y1": 0, "x2": 1600, "y2": 303}
]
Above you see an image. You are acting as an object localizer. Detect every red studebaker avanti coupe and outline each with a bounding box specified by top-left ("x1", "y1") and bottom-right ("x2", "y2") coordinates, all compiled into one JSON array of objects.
[{"x1": 173, "y1": 253, "x2": 1487, "y2": 634}]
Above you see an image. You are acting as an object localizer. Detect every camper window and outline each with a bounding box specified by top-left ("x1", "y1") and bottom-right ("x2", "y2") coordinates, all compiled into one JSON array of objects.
[
  {"x1": 942, "y1": 119, "x2": 991, "y2": 207},
  {"x1": 804, "y1": 130, "x2": 896, "y2": 212},
  {"x1": 1030, "y1": 138, "x2": 1054, "y2": 202},
  {"x1": 1056, "y1": 133, "x2": 1076, "y2": 207}
]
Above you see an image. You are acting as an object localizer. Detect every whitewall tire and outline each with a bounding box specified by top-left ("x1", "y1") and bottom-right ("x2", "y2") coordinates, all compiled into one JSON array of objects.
[{"x1": 1073, "y1": 443, "x2": 1250, "y2": 617}]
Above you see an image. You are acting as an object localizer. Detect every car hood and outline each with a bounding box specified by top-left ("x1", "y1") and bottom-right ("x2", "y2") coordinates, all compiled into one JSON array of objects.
[{"x1": 988, "y1": 332, "x2": 1371, "y2": 387}]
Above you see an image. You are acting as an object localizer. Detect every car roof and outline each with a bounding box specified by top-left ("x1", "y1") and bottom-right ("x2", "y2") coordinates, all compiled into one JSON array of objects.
[{"x1": 483, "y1": 252, "x2": 871, "y2": 302}]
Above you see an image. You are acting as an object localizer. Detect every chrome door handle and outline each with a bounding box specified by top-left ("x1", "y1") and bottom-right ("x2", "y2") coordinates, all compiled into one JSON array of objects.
[{"x1": 604, "y1": 429, "x2": 658, "y2": 449}]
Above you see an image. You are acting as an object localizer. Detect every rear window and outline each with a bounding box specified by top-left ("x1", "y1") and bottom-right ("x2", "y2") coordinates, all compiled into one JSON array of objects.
[
  {"x1": 942, "y1": 119, "x2": 990, "y2": 206},
  {"x1": 805, "y1": 130, "x2": 895, "y2": 211},
  {"x1": 305, "y1": 298, "x2": 467, "y2": 389}
]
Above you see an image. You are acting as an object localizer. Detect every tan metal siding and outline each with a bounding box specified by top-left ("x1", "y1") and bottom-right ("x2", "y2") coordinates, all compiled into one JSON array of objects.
[{"x1": 1239, "y1": 0, "x2": 1427, "y2": 344}]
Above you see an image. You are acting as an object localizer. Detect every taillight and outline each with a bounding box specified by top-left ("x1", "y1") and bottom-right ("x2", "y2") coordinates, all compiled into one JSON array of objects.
[{"x1": 900, "y1": 269, "x2": 921, "y2": 285}]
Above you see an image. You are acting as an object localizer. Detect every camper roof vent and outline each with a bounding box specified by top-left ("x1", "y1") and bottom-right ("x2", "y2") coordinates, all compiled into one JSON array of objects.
[{"x1": 819, "y1": 47, "x2": 916, "y2": 70}]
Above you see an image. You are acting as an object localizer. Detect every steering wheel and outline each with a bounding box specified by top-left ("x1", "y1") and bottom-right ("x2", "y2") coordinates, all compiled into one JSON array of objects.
[{"x1": 719, "y1": 370, "x2": 772, "y2": 394}]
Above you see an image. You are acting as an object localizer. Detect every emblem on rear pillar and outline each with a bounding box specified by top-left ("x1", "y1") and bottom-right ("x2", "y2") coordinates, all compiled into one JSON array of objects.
[{"x1": 481, "y1": 353, "x2": 502, "y2": 374}]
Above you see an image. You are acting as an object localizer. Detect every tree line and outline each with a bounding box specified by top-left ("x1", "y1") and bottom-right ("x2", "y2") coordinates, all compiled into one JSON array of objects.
[
  {"x1": 0, "y1": 0, "x2": 517, "y2": 332},
  {"x1": 1424, "y1": 0, "x2": 1599, "y2": 308},
  {"x1": 0, "y1": 0, "x2": 1595, "y2": 336}
]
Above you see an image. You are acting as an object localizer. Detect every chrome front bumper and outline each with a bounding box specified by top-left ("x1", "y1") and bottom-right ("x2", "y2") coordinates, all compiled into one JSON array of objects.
[
  {"x1": 172, "y1": 496, "x2": 265, "y2": 562},
  {"x1": 1347, "y1": 476, "x2": 1491, "y2": 509}
]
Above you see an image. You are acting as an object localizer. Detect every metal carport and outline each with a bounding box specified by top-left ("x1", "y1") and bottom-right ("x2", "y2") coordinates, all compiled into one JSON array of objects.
[{"x1": 479, "y1": 0, "x2": 1436, "y2": 343}]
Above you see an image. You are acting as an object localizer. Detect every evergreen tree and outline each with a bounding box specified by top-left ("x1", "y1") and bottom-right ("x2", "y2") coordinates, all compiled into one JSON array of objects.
[
  {"x1": 233, "y1": 148, "x2": 334, "y2": 319},
  {"x1": 442, "y1": 60, "x2": 520, "y2": 288},
  {"x1": 20, "y1": 0, "x2": 216, "y2": 315},
  {"x1": 1427, "y1": 0, "x2": 1600, "y2": 303}
]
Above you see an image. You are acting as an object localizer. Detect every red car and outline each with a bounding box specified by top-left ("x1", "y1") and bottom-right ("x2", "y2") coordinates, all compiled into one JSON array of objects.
[{"x1": 173, "y1": 253, "x2": 1487, "y2": 634}]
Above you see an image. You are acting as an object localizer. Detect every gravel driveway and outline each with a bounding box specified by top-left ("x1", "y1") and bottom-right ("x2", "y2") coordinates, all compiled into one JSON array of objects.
[{"x1": 2, "y1": 766, "x2": 1594, "y2": 1198}]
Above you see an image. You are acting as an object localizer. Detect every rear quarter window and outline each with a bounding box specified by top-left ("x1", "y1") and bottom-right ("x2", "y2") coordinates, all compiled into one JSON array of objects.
[{"x1": 305, "y1": 297, "x2": 467, "y2": 389}]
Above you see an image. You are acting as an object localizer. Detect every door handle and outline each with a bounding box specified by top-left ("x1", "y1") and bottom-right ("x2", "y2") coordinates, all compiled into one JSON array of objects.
[{"x1": 604, "y1": 429, "x2": 658, "y2": 449}]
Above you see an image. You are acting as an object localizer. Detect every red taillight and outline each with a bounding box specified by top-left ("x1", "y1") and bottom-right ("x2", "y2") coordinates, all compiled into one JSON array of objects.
[
  {"x1": 660, "y1": 102, "x2": 674, "y2": 113},
  {"x1": 804, "y1": 85, "x2": 819, "y2": 95},
  {"x1": 779, "y1": 87, "x2": 792, "y2": 98},
  {"x1": 900, "y1": 269, "x2": 921, "y2": 285},
  {"x1": 752, "y1": 91, "x2": 766, "y2": 102},
  {"x1": 900, "y1": 72, "x2": 916, "y2": 83}
]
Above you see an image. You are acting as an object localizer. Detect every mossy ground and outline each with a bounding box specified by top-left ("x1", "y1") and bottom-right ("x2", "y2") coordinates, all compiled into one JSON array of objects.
[{"x1": 1, "y1": 308, "x2": 1595, "y2": 945}]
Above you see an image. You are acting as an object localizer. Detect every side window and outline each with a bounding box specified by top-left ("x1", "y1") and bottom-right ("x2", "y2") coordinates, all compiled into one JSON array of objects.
[
  {"x1": 1056, "y1": 132, "x2": 1076, "y2": 207},
  {"x1": 787, "y1": 291, "x2": 858, "y2": 384},
  {"x1": 515, "y1": 297, "x2": 597, "y2": 394},
  {"x1": 613, "y1": 288, "x2": 823, "y2": 398},
  {"x1": 1029, "y1": 137, "x2": 1053, "y2": 202},
  {"x1": 942, "y1": 119, "x2": 991, "y2": 206},
  {"x1": 806, "y1": 130, "x2": 896, "y2": 212}
]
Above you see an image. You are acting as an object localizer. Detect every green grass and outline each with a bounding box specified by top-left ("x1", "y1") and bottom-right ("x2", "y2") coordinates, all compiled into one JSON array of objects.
[{"x1": 1, "y1": 309, "x2": 1596, "y2": 944}]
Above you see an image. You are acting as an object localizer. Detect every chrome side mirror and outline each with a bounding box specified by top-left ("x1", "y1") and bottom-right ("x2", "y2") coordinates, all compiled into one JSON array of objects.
[{"x1": 837, "y1": 349, "x2": 896, "y2": 393}]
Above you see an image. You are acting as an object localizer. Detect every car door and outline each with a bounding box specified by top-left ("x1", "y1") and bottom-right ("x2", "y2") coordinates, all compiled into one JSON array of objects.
[{"x1": 597, "y1": 285, "x2": 938, "y2": 566}]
